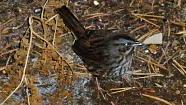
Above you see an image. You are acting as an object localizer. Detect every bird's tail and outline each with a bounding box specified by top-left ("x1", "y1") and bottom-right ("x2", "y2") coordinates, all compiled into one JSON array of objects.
[{"x1": 55, "y1": 6, "x2": 86, "y2": 39}]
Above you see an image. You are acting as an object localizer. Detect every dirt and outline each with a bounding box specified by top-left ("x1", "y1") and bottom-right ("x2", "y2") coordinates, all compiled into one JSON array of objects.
[{"x1": 0, "y1": 0, "x2": 186, "y2": 105}]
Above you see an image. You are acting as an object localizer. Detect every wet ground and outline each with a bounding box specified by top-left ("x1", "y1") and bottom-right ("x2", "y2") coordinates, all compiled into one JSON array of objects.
[{"x1": 0, "y1": 0, "x2": 186, "y2": 105}]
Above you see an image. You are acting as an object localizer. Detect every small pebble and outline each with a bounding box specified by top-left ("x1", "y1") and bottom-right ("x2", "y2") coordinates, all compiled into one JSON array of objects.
[
  {"x1": 175, "y1": 90, "x2": 180, "y2": 95},
  {"x1": 144, "y1": 49, "x2": 149, "y2": 53},
  {"x1": 180, "y1": 53, "x2": 184, "y2": 58},
  {"x1": 34, "y1": 7, "x2": 42, "y2": 14},
  {"x1": 93, "y1": 0, "x2": 99, "y2": 6},
  {"x1": 183, "y1": 84, "x2": 186, "y2": 88}
]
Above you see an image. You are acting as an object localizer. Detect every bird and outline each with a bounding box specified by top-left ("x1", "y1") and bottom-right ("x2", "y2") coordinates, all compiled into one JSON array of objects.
[{"x1": 55, "y1": 6, "x2": 143, "y2": 81}]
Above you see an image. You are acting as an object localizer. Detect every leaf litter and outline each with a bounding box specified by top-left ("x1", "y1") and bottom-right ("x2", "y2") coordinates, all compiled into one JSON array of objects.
[{"x1": 0, "y1": 0, "x2": 186, "y2": 105}]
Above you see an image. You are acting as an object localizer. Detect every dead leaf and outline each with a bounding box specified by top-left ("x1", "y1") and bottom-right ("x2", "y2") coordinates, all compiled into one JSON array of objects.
[
  {"x1": 143, "y1": 33, "x2": 163, "y2": 44},
  {"x1": 149, "y1": 44, "x2": 158, "y2": 54}
]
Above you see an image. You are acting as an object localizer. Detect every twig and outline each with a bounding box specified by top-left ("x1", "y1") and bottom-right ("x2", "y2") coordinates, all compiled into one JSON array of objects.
[
  {"x1": 168, "y1": 22, "x2": 171, "y2": 37},
  {"x1": 172, "y1": 63, "x2": 185, "y2": 76},
  {"x1": 83, "y1": 13, "x2": 110, "y2": 20},
  {"x1": 5, "y1": 55, "x2": 11, "y2": 66},
  {"x1": 45, "y1": 14, "x2": 58, "y2": 23},
  {"x1": 134, "y1": 74, "x2": 164, "y2": 80},
  {"x1": 110, "y1": 87, "x2": 136, "y2": 94},
  {"x1": 132, "y1": 13, "x2": 164, "y2": 19},
  {"x1": 52, "y1": 15, "x2": 58, "y2": 45},
  {"x1": 130, "y1": 24, "x2": 146, "y2": 34},
  {"x1": 170, "y1": 21, "x2": 186, "y2": 27},
  {"x1": 2, "y1": 19, "x2": 14, "y2": 26},
  {"x1": 95, "y1": 77, "x2": 106, "y2": 100},
  {"x1": 132, "y1": 13, "x2": 160, "y2": 28},
  {"x1": 177, "y1": 0, "x2": 181, "y2": 7},
  {"x1": 142, "y1": 94, "x2": 173, "y2": 105},
  {"x1": 130, "y1": 0, "x2": 136, "y2": 6},
  {"x1": 132, "y1": 72, "x2": 164, "y2": 76},
  {"x1": 158, "y1": 42, "x2": 170, "y2": 63},
  {"x1": 29, "y1": 16, "x2": 73, "y2": 73},
  {"x1": 0, "y1": 66, "x2": 6, "y2": 72},
  {"x1": 172, "y1": 59, "x2": 186, "y2": 76},
  {"x1": 0, "y1": 49, "x2": 18, "y2": 57},
  {"x1": 163, "y1": 51, "x2": 180, "y2": 65},
  {"x1": 0, "y1": 16, "x2": 33, "y2": 105},
  {"x1": 41, "y1": 0, "x2": 48, "y2": 21},
  {"x1": 73, "y1": 71, "x2": 91, "y2": 78},
  {"x1": 24, "y1": 77, "x2": 30, "y2": 105},
  {"x1": 136, "y1": 56, "x2": 167, "y2": 70},
  {"x1": 113, "y1": 9, "x2": 125, "y2": 14},
  {"x1": 137, "y1": 29, "x2": 159, "y2": 41}
]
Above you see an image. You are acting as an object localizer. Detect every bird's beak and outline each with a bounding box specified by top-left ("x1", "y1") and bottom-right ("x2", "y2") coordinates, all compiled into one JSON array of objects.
[{"x1": 132, "y1": 42, "x2": 143, "y2": 46}]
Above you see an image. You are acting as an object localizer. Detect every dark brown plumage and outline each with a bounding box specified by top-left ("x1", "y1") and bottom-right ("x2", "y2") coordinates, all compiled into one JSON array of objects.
[{"x1": 55, "y1": 6, "x2": 142, "y2": 80}]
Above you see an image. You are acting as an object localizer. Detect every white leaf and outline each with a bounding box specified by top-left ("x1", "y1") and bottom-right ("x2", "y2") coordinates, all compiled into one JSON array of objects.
[{"x1": 143, "y1": 33, "x2": 163, "y2": 44}]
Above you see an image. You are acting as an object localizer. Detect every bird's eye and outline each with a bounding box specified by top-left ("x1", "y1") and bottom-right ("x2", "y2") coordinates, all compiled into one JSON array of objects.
[{"x1": 124, "y1": 42, "x2": 133, "y2": 46}]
